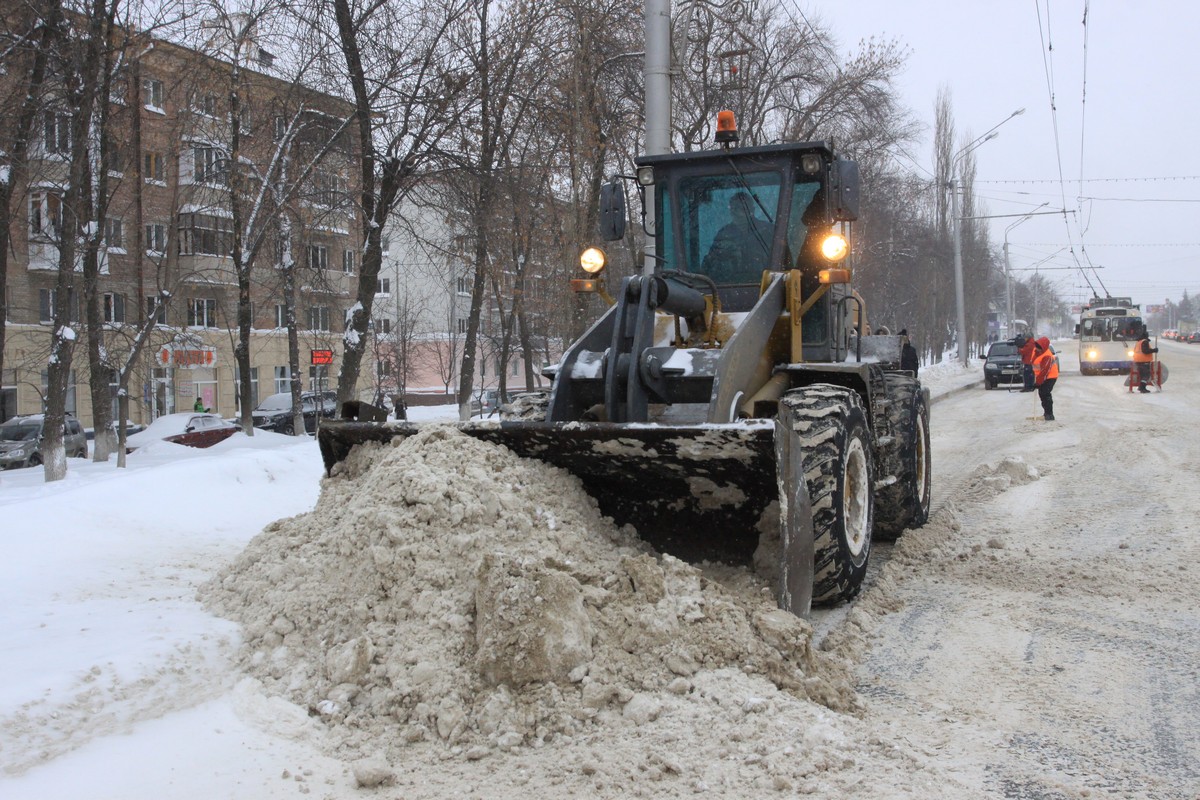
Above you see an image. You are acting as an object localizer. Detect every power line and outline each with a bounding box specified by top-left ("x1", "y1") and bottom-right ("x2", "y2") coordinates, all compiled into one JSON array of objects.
[
  {"x1": 978, "y1": 175, "x2": 1200, "y2": 184},
  {"x1": 1019, "y1": 242, "x2": 1200, "y2": 247}
]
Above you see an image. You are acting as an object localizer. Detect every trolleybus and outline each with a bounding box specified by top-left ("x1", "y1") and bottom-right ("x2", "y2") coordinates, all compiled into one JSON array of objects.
[{"x1": 1077, "y1": 298, "x2": 1143, "y2": 375}]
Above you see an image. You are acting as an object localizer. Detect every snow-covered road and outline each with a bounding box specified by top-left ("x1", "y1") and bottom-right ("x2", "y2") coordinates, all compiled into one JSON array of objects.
[{"x1": 1, "y1": 344, "x2": 1196, "y2": 799}]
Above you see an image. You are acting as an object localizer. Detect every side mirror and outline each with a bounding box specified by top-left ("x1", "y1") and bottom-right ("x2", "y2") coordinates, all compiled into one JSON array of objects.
[
  {"x1": 598, "y1": 181, "x2": 626, "y2": 241},
  {"x1": 831, "y1": 159, "x2": 860, "y2": 222},
  {"x1": 185, "y1": 425, "x2": 195, "y2": 433}
]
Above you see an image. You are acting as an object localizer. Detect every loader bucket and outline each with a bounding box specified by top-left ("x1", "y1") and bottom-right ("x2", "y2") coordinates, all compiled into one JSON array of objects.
[{"x1": 318, "y1": 419, "x2": 779, "y2": 566}]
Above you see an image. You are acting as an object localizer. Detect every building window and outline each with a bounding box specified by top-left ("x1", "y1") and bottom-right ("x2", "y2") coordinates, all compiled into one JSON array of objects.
[
  {"x1": 308, "y1": 365, "x2": 330, "y2": 392},
  {"x1": 456, "y1": 275, "x2": 470, "y2": 295},
  {"x1": 274, "y1": 365, "x2": 290, "y2": 394},
  {"x1": 39, "y1": 288, "x2": 78, "y2": 323},
  {"x1": 342, "y1": 250, "x2": 356, "y2": 275},
  {"x1": 143, "y1": 151, "x2": 165, "y2": 183},
  {"x1": 274, "y1": 303, "x2": 287, "y2": 328},
  {"x1": 43, "y1": 111, "x2": 71, "y2": 155},
  {"x1": 145, "y1": 295, "x2": 166, "y2": 325},
  {"x1": 273, "y1": 115, "x2": 287, "y2": 142},
  {"x1": 178, "y1": 214, "x2": 233, "y2": 256},
  {"x1": 103, "y1": 293, "x2": 126, "y2": 323},
  {"x1": 29, "y1": 192, "x2": 62, "y2": 241},
  {"x1": 373, "y1": 317, "x2": 391, "y2": 334},
  {"x1": 307, "y1": 244, "x2": 329, "y2": 272},
  {"x1": 376, "y1": 277, "x2": 390, "y2": 295},
  {"x1": 142, "y1": 77, "x2": 164, "y2": 111},
  {"x1": 307, "y1": 306, "x2": 330, "y2": 331},
  {"x1": 377, "y1": 359, "x2": 392, "y2": 378},
  {"x1": 145, "y1": 223, "x2": 166, "y2": 254},
  {"x1": 312, "y1": 171, "x2": 346, "y2": 208},
  {"x1": 192, "y1": 146, "x2": 228, "y2": 185},
  {"x1": 235, "y1": 366, "x2": 259, "y2": 412},
  {"x1": 457, "y1": 317, "x2": 468, "y2": 334},
  {"x1": 187, "y1": 298, "x2": 217, "y2": 328},
  {"x1": 192, "y1": 93, "x2": 218, "y2": 117},
  {"x1": 103, "y1": 218, "x2": 124, "y2": 250},
  {"x1": 41, "y1": 369, "x2": 78, "y2": 416}
]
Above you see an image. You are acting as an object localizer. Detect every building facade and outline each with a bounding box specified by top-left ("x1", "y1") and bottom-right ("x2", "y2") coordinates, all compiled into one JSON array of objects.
[{"x1": 2, "y1": 23, "x2": 360, "y2": 428}]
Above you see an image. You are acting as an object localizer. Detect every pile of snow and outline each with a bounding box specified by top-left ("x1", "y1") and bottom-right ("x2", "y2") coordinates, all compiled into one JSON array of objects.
[{"x1": 201, "y1": 425, "x2": 857, "y2": 764}]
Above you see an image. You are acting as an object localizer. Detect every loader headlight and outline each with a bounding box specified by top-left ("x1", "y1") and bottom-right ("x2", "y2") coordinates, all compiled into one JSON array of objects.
[
  {"x1": 820, "y1": 233, "x2": 849, "y2": 261},
  {"x1": 580, "y1": 247, "x2": 607, "y2": 274},
  {"x1": 819, "y1": 268, "x2": 851, "y2": 285}
]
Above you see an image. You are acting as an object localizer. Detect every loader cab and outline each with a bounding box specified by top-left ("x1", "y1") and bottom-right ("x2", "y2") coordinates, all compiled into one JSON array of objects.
[{"x1": 634, "y1": 141, "x2": 859, "y2": 361}]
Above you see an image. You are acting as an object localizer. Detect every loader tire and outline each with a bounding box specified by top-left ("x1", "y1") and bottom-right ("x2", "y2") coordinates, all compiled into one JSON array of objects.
[
  {"x1": 873, "y1": 374, "x2": 931, "y2": 541},
  {"x1": 500, "y1": 391, "x2": 548, "y2": 422},
  {"x1": 781, "y1": 385, "x2": 874, "y2": 606}
]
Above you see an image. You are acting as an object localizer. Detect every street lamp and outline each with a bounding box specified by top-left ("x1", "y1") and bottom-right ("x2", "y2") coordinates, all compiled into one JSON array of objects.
[
  {"x1": 950, "y1": 107, "x2": 1025, "y2": 365},
  {"x1": 1004, "y1": 201, "x2": 1050, "y2": 335}
]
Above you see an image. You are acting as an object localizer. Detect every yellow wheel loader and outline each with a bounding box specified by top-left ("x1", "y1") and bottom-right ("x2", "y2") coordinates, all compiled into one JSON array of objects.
[{"x1": 320, "y1": 119, "x2": 931, "y2": 617}]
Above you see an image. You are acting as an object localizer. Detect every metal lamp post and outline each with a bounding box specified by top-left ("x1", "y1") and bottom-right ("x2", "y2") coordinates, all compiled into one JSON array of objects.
[{"x1": 950, "y1": 108, "x2": 1025, "y2": 366}]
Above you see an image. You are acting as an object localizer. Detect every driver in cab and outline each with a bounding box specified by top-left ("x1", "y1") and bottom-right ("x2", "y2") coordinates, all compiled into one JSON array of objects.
[{"x1": 701, "y1": 191, "x2": 774, "y2": 284}]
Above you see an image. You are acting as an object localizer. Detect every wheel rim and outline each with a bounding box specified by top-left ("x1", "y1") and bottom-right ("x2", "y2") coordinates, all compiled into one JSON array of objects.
[
  {"x1": 843, "y1": 435, "x2": 871, "y2": 558},
  {"x1": 914, "y1": 412, "x2": 930, "y2": 508}
]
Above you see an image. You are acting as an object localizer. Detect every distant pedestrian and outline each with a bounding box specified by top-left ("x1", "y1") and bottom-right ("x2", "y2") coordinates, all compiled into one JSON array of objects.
[
  {"x1": 194, "y1": 397, "x2": 206, "y2": 413},
  {"x1": 1133, "y1": 325, "x2": 1158, "y2": 393},
  {"x1": 1032, "y1": 336, "x2": 1059, "y2": 420},
  {"x1": 1018, "y1": 335, "x2": 1037, "y2": 392},
  {"x1": 898, "y1": 329, "x2": 919, "y2": 376}
]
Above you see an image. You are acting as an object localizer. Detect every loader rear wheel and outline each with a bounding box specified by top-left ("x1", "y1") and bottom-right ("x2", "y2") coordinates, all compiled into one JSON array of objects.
[
  {"x1": 874, "y1": 374, "x2": 932, "y2": 541},
  {"x1": 781, "y1": 386, "x2": 874, "y2": 606}
]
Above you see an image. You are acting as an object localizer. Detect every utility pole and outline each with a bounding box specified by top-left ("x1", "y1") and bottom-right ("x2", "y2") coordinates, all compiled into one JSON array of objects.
[
  {"x1": 950, "y1": 108, "x2": 1025, "y2": 366},
  {"x1": 643, "y1": 0, "x2": 671, "y2": 276}
]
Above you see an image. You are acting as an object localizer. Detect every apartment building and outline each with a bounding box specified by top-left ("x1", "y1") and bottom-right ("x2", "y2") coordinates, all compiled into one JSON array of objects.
[
  {"x1": 1, "y1": 22, "x2": 360, "y2": 428},
  {"x1": 374, "y1": 193, "x2": 555, "y2": 408}
]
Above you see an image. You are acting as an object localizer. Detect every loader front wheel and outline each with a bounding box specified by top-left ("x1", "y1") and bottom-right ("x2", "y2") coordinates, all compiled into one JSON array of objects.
[
  {"x1": 874, "y1": 374, "x2": 932, "y2": 540},
  {"x1": 781, "y1": 386, "x2": 874, "y2": 606}
]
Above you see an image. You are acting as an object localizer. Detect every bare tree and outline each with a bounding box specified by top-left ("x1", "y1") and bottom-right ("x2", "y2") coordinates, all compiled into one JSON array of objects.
[
  {"x1": 314, "y1": 0, "x2": 471, "y2": 412},
  {"x1": 0, "y1": 4, "x2": 56, "y2": 416}
]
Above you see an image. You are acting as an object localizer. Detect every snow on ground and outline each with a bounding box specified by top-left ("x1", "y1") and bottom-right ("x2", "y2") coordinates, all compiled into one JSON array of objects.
[{"x1": 1, "y1": 349, "x2": 1196, "y2": 799}]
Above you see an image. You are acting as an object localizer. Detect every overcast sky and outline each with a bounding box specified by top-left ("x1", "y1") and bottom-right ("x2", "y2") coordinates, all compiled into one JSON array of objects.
[{"x1": 814, "y1": 1, "x2": 1198, "y2": 313}]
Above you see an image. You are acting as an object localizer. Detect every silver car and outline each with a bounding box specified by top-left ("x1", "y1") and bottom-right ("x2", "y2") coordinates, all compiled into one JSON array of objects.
[{"x1": 0, "y1": 414, "x2": 89, "y2": 468}]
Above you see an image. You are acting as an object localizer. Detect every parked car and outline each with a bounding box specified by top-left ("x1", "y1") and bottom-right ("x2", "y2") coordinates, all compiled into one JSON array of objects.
[
  {"x1": 982, "y1": 339, "x2": 1024, "y2": 389},
  {"x1": 1188, "y1": 331, "x2": 1200, "y2": 344},
  {"x1": 125, "y1": 412, "x2": 242, "y2": 452},
  {"x1": 0, "y1": 414, "x2": 88, "y2": 469},
  {"x1": 251, "y1": 391, "x2": 337, "y2": 434}
]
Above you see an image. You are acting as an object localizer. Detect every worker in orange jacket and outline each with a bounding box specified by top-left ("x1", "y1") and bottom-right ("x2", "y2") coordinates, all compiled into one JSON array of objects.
[
  {"x1": 1032, "y1": 336, "x2": 1059, "y2": 421},
  {"x1": 1132, "y1": 325, "x2": 1158, "y2": 393},
  {"x1": 1018, "y1": 335, "x2": 1038, "y2": 392}
]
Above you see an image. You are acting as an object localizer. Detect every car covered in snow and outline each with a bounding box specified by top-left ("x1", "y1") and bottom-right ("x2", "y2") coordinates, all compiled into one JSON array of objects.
[
  {"x1": 125, "y1": 412, "x2": 242, "y2": 452},
  {"x1": 0, "y1": 414, "x2": 88, "y2": 468}
]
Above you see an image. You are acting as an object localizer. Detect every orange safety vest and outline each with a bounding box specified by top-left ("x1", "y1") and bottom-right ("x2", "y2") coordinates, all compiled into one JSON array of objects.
[
  {"x1": 1033, "y1": 348, "x2": 1059, "y2": 383},
  {"x1": 1132, "y1": 339, "x2": 1155, "y2": 363},
  {"x1": 1019, "y1": 339, "x2": 1037, "y2": 365}
]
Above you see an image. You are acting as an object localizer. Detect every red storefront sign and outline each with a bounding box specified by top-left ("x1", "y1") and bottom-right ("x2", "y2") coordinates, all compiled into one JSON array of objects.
[
  {"x1": 311, "y1": 349, "x2": 334, "y2": 365},
  {"x1": 158, "y1": 345, "x2": 216, "y2": 369}
]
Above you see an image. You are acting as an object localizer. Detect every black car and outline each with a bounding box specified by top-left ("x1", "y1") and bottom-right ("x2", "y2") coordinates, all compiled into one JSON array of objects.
[
  {"x1": 252, "y1": 391, "x2": 337, "y2": 434},
  {"x1": 983, "y1": 340, "x2": 1024, "y2": 389}
]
